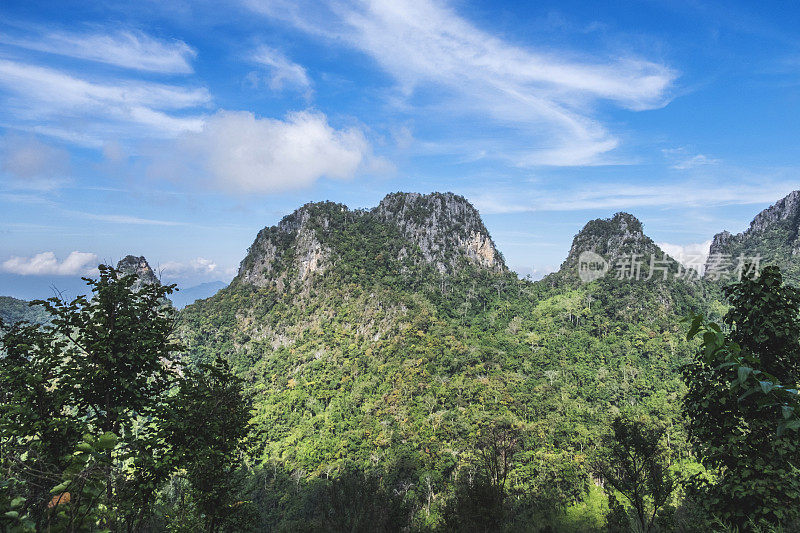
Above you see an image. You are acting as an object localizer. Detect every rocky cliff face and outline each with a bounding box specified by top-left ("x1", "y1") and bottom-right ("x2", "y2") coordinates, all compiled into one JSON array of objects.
[
  {"x1": 705, "y1": 190, "x2": 800, "y2": 283},
  {"x1": 117, "y1": 255, "x2": 160, "y2": 291},
  {"x1": 372, "y1": 192, "x2": 505, "y2": 273},
  {"x1": 748, "y1": 190, "x2": 800, "y2": 234},
  {"x1": 235, "y1": 192, "x2": 505, "y2": 288},
  {"x1": 237, "y1": 205, "x2": 333, "y2": 288}
]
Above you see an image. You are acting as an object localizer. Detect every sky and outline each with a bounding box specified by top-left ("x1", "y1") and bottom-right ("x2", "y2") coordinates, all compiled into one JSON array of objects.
[{"x1": 1, "y1": 0, "x2": 799, "y2": 299}]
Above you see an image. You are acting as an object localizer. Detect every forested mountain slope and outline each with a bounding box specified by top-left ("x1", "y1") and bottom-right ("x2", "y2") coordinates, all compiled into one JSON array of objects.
[
  {"x1": 177, "y1": 192, "x2": 710, "y2": 523},
  {"x1": 706, "y1": 190, "x2": 800, "y2": 283},
  {"x1": 0, "y1": 296, "x2": 49, "y2": 326}
]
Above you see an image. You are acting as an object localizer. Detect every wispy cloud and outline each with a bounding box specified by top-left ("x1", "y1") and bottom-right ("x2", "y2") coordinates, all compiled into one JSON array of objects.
[
  {"x1": 0, "y1": 28, "x2": 196, "y2": 74},
  {"x1": 66, "y1": 211, "x2": 191, "y2": 226},
  {"x1": 153, "y1": 110, "x2": 384, "y2": 193},
  {"x1": 663, "y1": 147, "x2": 721, "y2": 170},
  {"x1": 250, "y1": 46, "x2": 311, "y2": 92},
  {"x1": 0, "y1": 134, "x2": 70, "y2": 188},
  {"x1": 471, "y1": 181, "x2": 798, "y2": 214},
  {"x1": 244, "y1": 0, "x2": 676, "y2": 166},
  {"x1": 2, "y1": 251, "x2": 98, "y2": 276},
  {"x1": 0, "y1": 59, "x2": 209, "y2": 144}
]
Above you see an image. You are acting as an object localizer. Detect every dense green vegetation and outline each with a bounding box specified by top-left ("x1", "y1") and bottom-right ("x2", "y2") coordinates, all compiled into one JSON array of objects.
[
  {"x1": 4, "y1": 192, "x2": 800, "y2": 531},
  {"x1": 684, "y1": 266, "x2": 800, "y2": 528},
  {"x1": 177, "y1": 199, "x2": 716, "y2": 530},
  {"x1": 0, "y1": 296, "x2": 50, "y2": 327},
  {"x1": 0, "y1": 267, "x2": 251, "y2": 531}
]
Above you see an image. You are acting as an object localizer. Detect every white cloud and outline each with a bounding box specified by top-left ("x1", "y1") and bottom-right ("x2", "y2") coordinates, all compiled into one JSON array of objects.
[
  {"x1": 245, "y1": 0, "x2": 676, "y2": 166},
  {"x1": 158, "y1": 110, "x2": 378, "y2": 193},
  {"x1": 160, "y1": 257, "x2": 218, "y2": 276},
  {"x1": 0, "y1": 59, "x2": 209, "y2": 144},
  {"x1": 0, "y1": 29, "x2": 197, "y2": 74},
  {"x1": 251, "y1": 46, "x2": 311, "y2": 91},
  {"x1": 657, "y1": 240, "x2": 712, "y2": 271},
  {"x1": 663, "y1": 147, "x2": 721, "y2": 170},
  {"x1": 2, "y1": 251, "x2": 98, "y2": 276},
  {"x1": 0, "y1": 135, "x2": 70, "y2": 187}
]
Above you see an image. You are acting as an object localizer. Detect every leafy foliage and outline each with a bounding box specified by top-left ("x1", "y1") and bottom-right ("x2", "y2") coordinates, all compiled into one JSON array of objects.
[
  {"x1": 178, "y1": 200, "x2": 710, "y2": 529},
  {"x1": 0, "y1": 265, "x2": 251, "y2": 532},
  {"x1": 683, "y1": 266, "x2": 800, "y2": 528},
  {"x1": 594, "y1": 416, "x2": 675, "y2": 533},
  {"x1": 161, "y1": 357, "x2": 253, "y2": 531}
]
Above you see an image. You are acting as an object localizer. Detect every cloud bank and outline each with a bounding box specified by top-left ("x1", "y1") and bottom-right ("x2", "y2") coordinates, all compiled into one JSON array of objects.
[{"x1": 2, "y1": 251, "x2": 98, "y2": 276}]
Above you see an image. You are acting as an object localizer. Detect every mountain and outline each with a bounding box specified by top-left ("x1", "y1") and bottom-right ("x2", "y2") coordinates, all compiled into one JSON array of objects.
[
  {"x1": 171, "y1": 281, "x2": 227, "y2": 309},
  {"x1": 705, "y1": 190, "x2": 800, "y2": 283},
  {"x1": 236, "y1": 192, "x2": 504, "y2": 290},
  {"x1": 557, "y1": 212, "x2": 672, "y2": 277},
  {"x1": 117, "y1": 255, "x2": 161, "y2": 290},
  {"x1": 0, "y1": 296, "x2": 50, "y2": 326},
  {"x1": 178, "y1": 191, "x2": 705, "y2": 515},
  {"x1": 546, "y1": 212, "x2": 712, "y2": 311},
  {"x1": 542, "y1": 212, "x2": 714, "y2": 344},
  {"x1": 373, "y1": 192, "x2": 505, "y2": 273}
]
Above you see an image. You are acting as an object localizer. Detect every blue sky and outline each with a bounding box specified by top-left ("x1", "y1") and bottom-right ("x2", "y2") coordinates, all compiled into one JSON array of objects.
[{"x1": 1, "y1": 0, "x2": 799, "y2": 298}]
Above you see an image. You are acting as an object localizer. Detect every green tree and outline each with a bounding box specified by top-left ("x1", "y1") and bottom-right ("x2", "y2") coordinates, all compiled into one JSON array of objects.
[
  {"x1": 0, "y1": 320, "x2": 83, "y2": 530},
  {"x1": 37, "y1": 264, "x2": 179, "y2": 438},
  {"x1": 301, "y1": 466, "x2": 411, "y2": 533},
  {"x1": 683, "y1": 265, "x2": 800, "y2": 527},
  {"x1": 441, "y1": 422, "x2": 522, "y2": 532},
  {"x1": 161, "y1": 357, "x2": 252, "y2": 532},
  {"x1": 1, "y1": 264, "x2": 181, "y2": 530},
  {"x1": 595, "y1": 416, "x2": 674, "y2": 533}
]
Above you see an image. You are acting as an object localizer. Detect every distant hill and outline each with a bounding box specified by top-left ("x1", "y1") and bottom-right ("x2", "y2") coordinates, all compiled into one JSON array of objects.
[
  {"x1": 0, "y1": 296, "x2": 50, "y2": 326},
  {"x1": 171, "y1": 281, "x2": 227, "y2": 309}
]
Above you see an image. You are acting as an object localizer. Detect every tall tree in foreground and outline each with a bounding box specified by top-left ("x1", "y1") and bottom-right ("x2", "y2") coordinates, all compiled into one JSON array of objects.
[
  {"x1": 441, "y1": 422, "x2": 521, "y2": 532},
  {"x1": 0, "y1": 319, "x2": 81, "y2": 531},
  {"x1": 595, "y1": 416, "x2": 674, "y2": 533},
  {"x1": 683, "y1": 265, "x2": 800, "y2": 527},
  {"x1": 161, "y1": 357, "x2": 253, "y2": 532},
  {"x1": 0, "y1": 264, "x2": 181, "y2": 530}
]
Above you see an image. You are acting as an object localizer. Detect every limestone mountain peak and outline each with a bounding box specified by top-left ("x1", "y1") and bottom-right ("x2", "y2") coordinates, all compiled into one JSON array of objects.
[
  {"x1": 706, "y1": 190, "x2": 800, "y2": 283},
  {"x1": 116, "y1": 255, "x2": 160, "y2": 290},
  {"x1": 372, "y1": 192, "x2": 505, "y2": 274},
  {"x1": 561, "y1": 212, "x2": 656, "y2": 268},
  {"x1": 235, "y1": 192, "x2": 506, "y2": 288}
]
